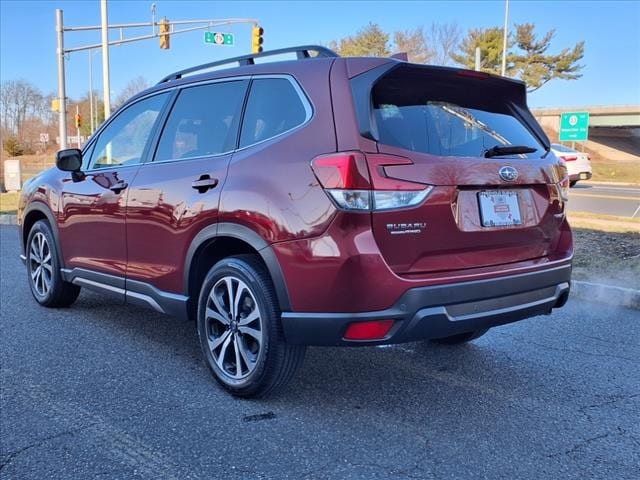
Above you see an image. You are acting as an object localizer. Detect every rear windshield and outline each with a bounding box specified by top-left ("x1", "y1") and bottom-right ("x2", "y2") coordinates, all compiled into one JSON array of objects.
[{"x1": 372, "y1": 70, "x2": 543, "y2": 159}]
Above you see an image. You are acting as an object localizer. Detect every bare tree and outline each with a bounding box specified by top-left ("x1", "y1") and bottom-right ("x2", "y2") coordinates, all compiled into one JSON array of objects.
[
  {"x1": 0, "y1": 79, "x2": 46, "y2": 137},
  {"x1": 428, "y1": 23, "x2": 462, "y2": 66},
  {"x1": 113, "y1": 76, "x2": 151, "y2": 109},
  {"x1": 393, "y1": 28, "x2": 435, "y2": 64}
]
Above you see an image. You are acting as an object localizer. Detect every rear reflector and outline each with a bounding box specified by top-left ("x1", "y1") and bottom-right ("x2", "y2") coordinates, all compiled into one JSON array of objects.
[{"x1": 343, "y1": 320, "x2": 395, "y2": 341}]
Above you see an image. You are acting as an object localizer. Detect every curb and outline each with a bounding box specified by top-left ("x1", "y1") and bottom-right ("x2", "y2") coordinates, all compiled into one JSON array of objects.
[
  {"x1": 0, "y1": 214, "x2": 17, "y2": 225},
  {"x1": 571, "y1": 280, "x2": 640, "y2": 310}
]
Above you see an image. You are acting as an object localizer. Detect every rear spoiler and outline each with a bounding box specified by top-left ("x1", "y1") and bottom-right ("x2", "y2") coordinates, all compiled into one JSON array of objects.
[{"x1": 349, "y1": 61, "x2": 550, "y2": 150}]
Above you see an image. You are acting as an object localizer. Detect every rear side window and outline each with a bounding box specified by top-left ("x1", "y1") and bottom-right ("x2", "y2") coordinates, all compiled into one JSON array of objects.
[
  {"x1": 239, "y1": 78, "x2": 308, "y2": 148},
  {"x1": 155, "y1": 80, "x2": 247, "y2": 162},
  {"x1": 372, "y1": 70, "x2": 543, "y2": 158}
]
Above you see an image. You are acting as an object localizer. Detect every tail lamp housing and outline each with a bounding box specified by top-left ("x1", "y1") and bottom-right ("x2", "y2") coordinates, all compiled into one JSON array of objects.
[{"x1": 311, "y1": 152, "x2": 433, "y2": 211}]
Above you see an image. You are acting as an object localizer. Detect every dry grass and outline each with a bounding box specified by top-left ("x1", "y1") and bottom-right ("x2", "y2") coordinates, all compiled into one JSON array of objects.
[
  {"x1": 568, "y1": 212, "x2": 640, "y2": 233},
  {"x1": 591, "y1": 159, "x2": 640, "y2": 184},
  {"x1": 572, "y1": 226, "x2": 640, "y2": 289},
  {"x1": 0, "y1": 192, "x2": 19, "y2": 214}
]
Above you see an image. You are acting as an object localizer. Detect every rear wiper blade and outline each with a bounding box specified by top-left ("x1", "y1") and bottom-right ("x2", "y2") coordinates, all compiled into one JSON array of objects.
[{"x1": 484, "y1": 145, "x2": 538, "y2": 158}]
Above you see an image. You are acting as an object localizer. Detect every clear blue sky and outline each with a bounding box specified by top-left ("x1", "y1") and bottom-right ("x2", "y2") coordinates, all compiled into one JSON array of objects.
[{"x1": 1, "y1": 0, "x2": 639, "y2": 108}]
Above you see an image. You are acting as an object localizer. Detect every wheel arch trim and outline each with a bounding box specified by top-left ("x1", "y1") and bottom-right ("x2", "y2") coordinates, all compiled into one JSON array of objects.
[
  {"x1": 22, "y1": 202, "x2": 65, "y2": 269},
  {"x1": 184, "y1": 223, "x2": 292, "y2": 312}
]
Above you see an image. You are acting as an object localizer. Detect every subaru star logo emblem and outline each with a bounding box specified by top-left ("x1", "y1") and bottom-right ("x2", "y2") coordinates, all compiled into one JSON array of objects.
[{"x1": 499, "y1": 166, "x2": 518, "y2": 182}]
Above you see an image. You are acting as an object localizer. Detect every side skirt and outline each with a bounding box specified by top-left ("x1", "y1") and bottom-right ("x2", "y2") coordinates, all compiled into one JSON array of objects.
[{"x1": 61, "y1": 267, "x2": 190, "y2": 321}]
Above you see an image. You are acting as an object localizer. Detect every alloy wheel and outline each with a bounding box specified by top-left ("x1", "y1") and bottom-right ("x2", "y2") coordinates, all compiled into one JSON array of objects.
[
  {"x1": 205, "y1": 276, "x2": 264, "y2": 380},
  {"x1": 29, "y1": 232, "x2": 52, "y2": 297}
]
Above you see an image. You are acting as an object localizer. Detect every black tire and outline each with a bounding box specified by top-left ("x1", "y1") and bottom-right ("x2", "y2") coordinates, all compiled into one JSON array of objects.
[
  {"x1": 26, "y1": 220, "x2": 81, "y2": 307},
  {"x1": 197, "y1": 254, "x2": 305, "y2": 398},
  {"x1": 569, "y1": 180, "x2": 577, "y2": 187},
  {"x1": 430, "y1": 328, "x2": 489, "y2": 345}
]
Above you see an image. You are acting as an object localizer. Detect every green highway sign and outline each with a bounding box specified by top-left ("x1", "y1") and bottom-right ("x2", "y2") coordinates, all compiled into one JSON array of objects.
[
  {"x1": 204, "y1": 31, "x2": 234, "y2": 46},
  {"x1": 559, "y1": 111, "x2": 589, "y2": 141}
]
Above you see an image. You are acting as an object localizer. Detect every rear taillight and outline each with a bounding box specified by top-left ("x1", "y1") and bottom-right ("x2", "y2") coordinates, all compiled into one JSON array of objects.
[
  {"x1": 560, "y1": 155, "x2": 577, "y2": 162},
  {"x1": 558, "y1": 177, "x2": 570, "y2": 201},
  {"x1": 311, "y1": 152, "x2": 433, "y2": 211}
]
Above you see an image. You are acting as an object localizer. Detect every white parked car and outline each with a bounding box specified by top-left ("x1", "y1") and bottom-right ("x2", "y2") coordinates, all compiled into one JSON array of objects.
[{"x1": 551, "y1": 144, "x2": 592, "y2": 187}]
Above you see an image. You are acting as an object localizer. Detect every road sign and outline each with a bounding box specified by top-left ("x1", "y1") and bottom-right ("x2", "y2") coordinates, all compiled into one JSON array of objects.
[
  {"x1": 39, "y1": 133, "x2": 50, "y2": 143},
  {"x1": 559, "y1": 111, "x2": 589, "y2": 141},
  {"x1": 204, "y1": 31, "x2": 234, "y2": 46}
]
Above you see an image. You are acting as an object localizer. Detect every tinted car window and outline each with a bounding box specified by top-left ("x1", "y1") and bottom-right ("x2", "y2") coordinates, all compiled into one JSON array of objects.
[
  {"x1": 372, "y1": 74, "x2": 543, "y2": 159},
  {"x1": 155, "y1": 81, "x2": 247, "y2": 162},
  {"x1": 239, "y1": 78, "x2": 307, "y2": 148},
  {"x1": 552, "y1": 144, "x2": 575, "y2": 153},
  {"x1": 89, "y1": 93, "x2": 169, "y2": 169}
]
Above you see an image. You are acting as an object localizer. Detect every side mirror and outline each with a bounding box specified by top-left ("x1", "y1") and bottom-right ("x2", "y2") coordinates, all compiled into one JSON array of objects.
[{"x1": 56, "y1": 149, "x2": 83, "y2": 172}]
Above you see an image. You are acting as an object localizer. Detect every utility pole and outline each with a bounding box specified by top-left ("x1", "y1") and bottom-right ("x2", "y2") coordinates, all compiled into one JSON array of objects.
[
  {"x1": 89, "y1": 49, "x2": 95, "y2": 134},
  {"x1": 475, "y1": 47, "x2": 481, "y2": 71},
  {"x1": 501, "y1": 0, "x2": 509, "y2": 76},
  {"x1": 56, "y1": 9, "x2": 258, "y2": 146},
  {"x1": 101, "y1": 0, "x2": 111, "y2": 119},
  {"x1": 56, "y1": 9, "x2": 67, "y2": 149}
]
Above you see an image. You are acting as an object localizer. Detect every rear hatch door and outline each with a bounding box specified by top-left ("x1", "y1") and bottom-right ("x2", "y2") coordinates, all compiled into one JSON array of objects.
[{"x1": 357, "y1": 64, "x2": 566, "y2": 275}]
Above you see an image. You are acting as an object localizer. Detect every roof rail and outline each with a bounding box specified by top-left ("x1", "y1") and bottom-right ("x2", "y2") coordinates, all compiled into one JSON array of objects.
[{"x1": 157, "y1": 45, "x2": 339, "y2": 84}]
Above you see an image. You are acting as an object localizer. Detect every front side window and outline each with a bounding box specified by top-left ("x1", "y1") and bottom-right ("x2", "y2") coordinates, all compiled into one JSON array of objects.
[
  {"x1": 154, "y1": 80, "x2": 248, "y2": 162},
  {"x1": 239, "y1": 78, "x2": 308, "y2": 148},
  {"x1": 89, "y1": 93, "x2": 169, "y2": 169}
]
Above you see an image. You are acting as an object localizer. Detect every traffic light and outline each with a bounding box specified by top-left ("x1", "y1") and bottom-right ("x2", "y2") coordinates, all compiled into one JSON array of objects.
[
  {"x1": 251, "y1": 25, "x2": 264, "y2": 53},
  {"x1": 159, "y1": 17, "x2": 170, "y2": 50},
  {"x1": 75, "y1": 113, "x2": 82, "y2": 129}
]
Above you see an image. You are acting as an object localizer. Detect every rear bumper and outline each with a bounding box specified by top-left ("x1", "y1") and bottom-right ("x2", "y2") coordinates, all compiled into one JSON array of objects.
[{"x1": 281, "y1": 263, "x2": 571, "y2": 346}]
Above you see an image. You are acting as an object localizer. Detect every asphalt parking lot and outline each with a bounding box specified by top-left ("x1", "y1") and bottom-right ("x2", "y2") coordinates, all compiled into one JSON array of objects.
[{"x1": 1, "y1": 225, "x2": 639, "y2": 480}]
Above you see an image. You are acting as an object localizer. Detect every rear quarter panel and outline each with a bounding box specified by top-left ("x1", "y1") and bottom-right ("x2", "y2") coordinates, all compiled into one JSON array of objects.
[{"x1": 219, "y1": 62, "x2": 339, "y2": 243}]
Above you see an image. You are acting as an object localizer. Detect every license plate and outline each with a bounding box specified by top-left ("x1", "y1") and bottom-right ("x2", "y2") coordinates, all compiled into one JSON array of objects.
[
  {"x1": 580, "y1": 173, "x2": 589, "y2": 179},
  {"x1": 478, "y1": 190, "x2": 522, "y2": 227}
]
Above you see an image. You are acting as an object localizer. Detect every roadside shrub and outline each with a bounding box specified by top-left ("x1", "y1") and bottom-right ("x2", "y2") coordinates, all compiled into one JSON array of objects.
[{"x1": 3, "y1": 136, "x2": 24, "y2": 157}]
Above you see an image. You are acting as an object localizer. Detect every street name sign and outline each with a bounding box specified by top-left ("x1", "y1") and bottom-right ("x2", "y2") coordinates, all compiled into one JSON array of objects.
[{"x1": 204, "y1": 32, "x2": 234, "y2": 46}]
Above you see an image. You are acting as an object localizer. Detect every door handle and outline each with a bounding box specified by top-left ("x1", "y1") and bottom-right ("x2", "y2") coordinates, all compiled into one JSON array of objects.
[
  {"x1": 191, "y1": 175, "x2": 219, "y2": 193},
  {"x1": 109, "y1": 182, "x2": 128, "y2": 193}
]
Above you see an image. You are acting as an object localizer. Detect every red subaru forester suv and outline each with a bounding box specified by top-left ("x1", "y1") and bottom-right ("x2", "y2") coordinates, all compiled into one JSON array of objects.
[{"x1": 18, "y1": 46, "x2": 572, "y2": 397}]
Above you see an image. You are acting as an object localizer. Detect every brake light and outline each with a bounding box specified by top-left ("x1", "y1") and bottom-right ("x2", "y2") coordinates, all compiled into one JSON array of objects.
[
  {"x1": 560, "y1": 155, "x2": 577, "y2": 162},
  {"x1": 344, "y1": 320, "x2": 394, "y2": 340},
  {"x1": 456, "y1": 70, "x2": 490, "y2": 79},
  {"x1": 311, "y1": 152, "x2": 433, "y2": 211}
]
